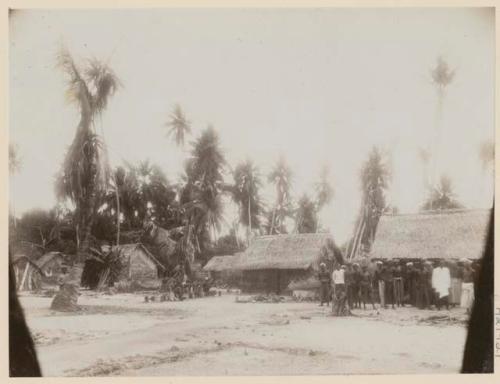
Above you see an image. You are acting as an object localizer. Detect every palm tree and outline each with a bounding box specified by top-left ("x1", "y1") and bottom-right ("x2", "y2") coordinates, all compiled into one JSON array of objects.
[
  {"x1": 51, "y1": 48, "x2": 119, "y2": 311},
  {"x1": 267, "y1": 157, "x2": 293, "y2": 235},
  {"x1": 166, "y1": 104, "x2": 191, "y2": 148},
  {"x1": 479, "y1": 140, "x2": 495, "y2": 172},
  {"x1": 348, "y1": 147, "x2": 390, "y2": 259},
  {"x1": 422, "y1": 174, "x2": 463, "y2": 211},
  {"x1": 182, "y1": 125, "x2": 226, "y2": 255},
  {"x1": 232, "y1": 159, "x2": 263, "y2": 242},
  {"x1": 295, "y1": 194, "x2": 318, "y2": 234},
  {"x1": 314, "y1": 165, "x2": 334, "y2": 231}
]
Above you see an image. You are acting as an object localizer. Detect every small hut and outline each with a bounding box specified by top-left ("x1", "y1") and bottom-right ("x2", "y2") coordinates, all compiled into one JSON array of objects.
[
  {"x1": 11, "y1": 254, "x2": 43, "y2": 292},
  {"x1": 370, "y1": 209, "x2": 491, "y2": 262},
  {"x1": 82, "y1": 243, "x2": 165, "y2": 290},
  {"x1": 231, "y1": 233, "x2": 341, "y2": 294},
  {"x1": 35, "y1": 252, "x2": 69, "y2": 286}
]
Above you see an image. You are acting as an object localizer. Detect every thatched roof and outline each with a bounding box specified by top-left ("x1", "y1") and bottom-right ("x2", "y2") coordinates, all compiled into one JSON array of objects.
[
  {"x1": 232, "y1": 233, "x2": 337, "y2": 270},
  {"x1": 371, "y1": 209, "x2": 491, "y2": 260},
  {"x1": 110, "y1": 243, "x2": 165, "y2": 272},
  {"x1": 203, "y1": 254, "x2": 241, "y2": 272},
  {"x1": 35, "y1": 252, "x2": 66, "y2": 270}
]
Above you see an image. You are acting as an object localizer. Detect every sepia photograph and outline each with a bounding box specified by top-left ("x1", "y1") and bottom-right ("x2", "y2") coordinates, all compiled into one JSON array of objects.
[{"x1": 7, "y1": 6, "x2": 495, "y2": 377}]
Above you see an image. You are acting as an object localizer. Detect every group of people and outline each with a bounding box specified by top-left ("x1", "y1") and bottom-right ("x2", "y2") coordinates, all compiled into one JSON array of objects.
[
  {"x1": 317, "y1": 258, "x2": 479, "y2": 316},
  {"x1": 160, "y1": 265, "x2": 213, "y2": 300}
]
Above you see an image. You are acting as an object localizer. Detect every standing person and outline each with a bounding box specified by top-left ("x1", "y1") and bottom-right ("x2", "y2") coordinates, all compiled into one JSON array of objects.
[
  {"x1": 344, "y1": 263, "x2": 353, "y2": 310},
  {"x1": 432, "y1": 260, "x2": 451, "y2": 310},
  {"x1": 404, "y1": 262, "x2": 417, "y2": 306},
  {"x1": 383, "y1": 261, "x2": 395, "y2": 309},
  {"x1": 461, "y1": 260, "x2": 475, "y2": 314},
  {"x1": 449, "y1": 260, "x2": 463, "y2": 307},
  {"x1": 351, "y1": 263, "x2": 362, "y2": 309},
  {"x1": 332, "y1": 264, "x2": 349, "y2": 316},
  {"x1": 393, "y1": 261, "x2": 404, "y2": 307},
  {"x1": 374, "y1": 261, "x2": 385, "y2": 308},
  {"x1": 417, "y1": 262, "x2": 432, "y2": 309},
  {"x1": 360, "y1": 265, "x2": 376, "y2": 310},
  {"x1": 318, "y1": 263, "x2": 331, "y2": 307}
]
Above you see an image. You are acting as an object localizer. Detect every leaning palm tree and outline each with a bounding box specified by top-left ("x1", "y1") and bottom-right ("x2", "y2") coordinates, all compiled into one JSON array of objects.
[
  {"x1": 232, "y1": 159, "x2": 263, "y2": 243},
  {"x1": 166, "y1": 104, "x2": 191, "y2": 148},
  {"x1": 268, "y1": 157, "x2": 293, "y2": 235},
  {"x1": 314, "y1": 165, "x2": 334, "y2": 231},
  {"x1": 51, "y1": 47, "x2": 119, "y2": 311}
]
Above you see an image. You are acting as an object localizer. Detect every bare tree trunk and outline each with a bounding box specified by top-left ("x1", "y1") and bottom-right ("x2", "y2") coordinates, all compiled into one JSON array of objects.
[
  {"x1": 269, "y1": 207, "x2": 276, "y2": 235},
  {"x1": 115, "y1": 184, "x2": 120, "y2": 246}
]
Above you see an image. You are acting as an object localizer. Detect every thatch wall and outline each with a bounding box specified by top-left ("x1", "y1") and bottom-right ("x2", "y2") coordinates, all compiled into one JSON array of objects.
[{"x1": 371, "y1": 209, "x2": 491, "y2": 260}]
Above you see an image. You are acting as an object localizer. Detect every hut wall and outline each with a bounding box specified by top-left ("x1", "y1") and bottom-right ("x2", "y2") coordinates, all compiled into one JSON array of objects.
[
  {"x1": 240, "y1": 269, "x2": 307, "y2": 295},
  {"x1": 129, "y1": 252, "x2": 159, "y2": 281}
]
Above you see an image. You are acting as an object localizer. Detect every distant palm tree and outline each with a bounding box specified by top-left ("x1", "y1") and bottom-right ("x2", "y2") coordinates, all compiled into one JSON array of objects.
[
  {"x1": 166, "y1": 104, "x2": 191, "y2": 148},
  {"x1": 232, "y1": 159, "x2": 263, "y2": 242},
  {"x1": 51, "y1": 47, "x2": 119, "y2": 311},
  {"x1": 295, "y1": 194, "x2": 318, "y2": 234},
  {"x1": 268, "y1": 157, "x2": 293, "y2": 235},
  {"x1": 9, "y1": 143, "x2": 22, "y2": 229},
  {"x1": 479, "y1": 140, "x2": 494, "y2": 172},
  {"x1": 422, "y1": 174, "x2": 463, "y2": 211},
  {"x1": 314, "y1": 165, "x2": 334, "y2": 231}
]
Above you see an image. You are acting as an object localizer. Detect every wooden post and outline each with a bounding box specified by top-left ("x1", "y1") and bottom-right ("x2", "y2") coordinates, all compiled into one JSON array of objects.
[{"x1": 19, "y1": 263, "x2": 30, "y2": 291}]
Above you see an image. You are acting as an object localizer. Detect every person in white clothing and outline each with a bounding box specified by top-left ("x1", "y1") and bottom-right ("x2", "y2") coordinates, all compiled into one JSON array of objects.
[{"x1": 432, "y1": 260, "x2": 451, "y2": 310}]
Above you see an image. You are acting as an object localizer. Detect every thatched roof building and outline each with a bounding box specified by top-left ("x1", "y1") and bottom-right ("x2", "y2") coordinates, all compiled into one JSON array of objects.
[
  {"x1": 228, "y1": 233, "x2": 341, "y2": 294},
  {"x1": 371, "y1": 209, "x2": 491, "y2": 260},
  {"x1": 233, "y1": 233, "x2": 340, "y2": 270},
  {"x1": 81, "y1": 243, "x2": 165, "y2": 290},
  {"x1": 203, "y1": 254, "x2": 240, "y2": 272}
]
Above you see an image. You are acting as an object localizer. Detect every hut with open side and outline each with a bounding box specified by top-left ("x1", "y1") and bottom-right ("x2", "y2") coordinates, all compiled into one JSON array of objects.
[
  {"x1": 231, "y1": 233, "x2": 341, "y2": 295},
  {"x1": 82, "y1": 243, "x2": 166, "y2": 291},
  {"x1": 10, "y1": 254, "x2": 43, "y2": 292},
  {"x1": 35, "y1": 252, "x2": 69, "y2": 287},
  {"x1": 370, "y1": 209, "x2": 491, "y2": 262}
]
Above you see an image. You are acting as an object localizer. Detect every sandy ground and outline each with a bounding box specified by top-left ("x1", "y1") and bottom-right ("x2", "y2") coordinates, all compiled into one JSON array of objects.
[{"x1": 18, "y1": 291, "x2": 469, "y2": 376}]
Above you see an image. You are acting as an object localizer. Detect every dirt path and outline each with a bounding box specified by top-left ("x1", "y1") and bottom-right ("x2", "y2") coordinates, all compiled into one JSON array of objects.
[{"x1": 19, "y1": 293, "x2": 468, "y2": 376}]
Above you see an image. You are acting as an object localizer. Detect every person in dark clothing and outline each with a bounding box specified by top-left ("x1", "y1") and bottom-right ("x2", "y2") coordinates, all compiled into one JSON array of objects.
[
  {"x1": 318, "y1": 263, "x2": 331, "y2": 306},
  {"x1": 344, "y1": 263, "x2": 354, "y2": 309},
  {"x1": 382, "y1": 261, "x2": 395, "y2": 309},
  {"x1": 351, "y1": 263, "x2": 362, "y2": 309},
  {"x1": 393, "y1": 262, "x2": 404, "y2": 307},
  {"x1": 360, "y1": 265, "x2": 376, "y2": 310},
  {"x1": 404, "y1": 262, "x2": 417, "y2": 306},
  {"x1": 373, "y1": 261, "x2": 385, "y2": 307},
  {"x1": 417, "y1": 262, "x2": 432, "y2": 309}
]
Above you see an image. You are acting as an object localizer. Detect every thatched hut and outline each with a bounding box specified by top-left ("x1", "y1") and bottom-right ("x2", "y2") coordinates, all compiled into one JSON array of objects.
[
  {"x1": 35, "y1": 252, "x2": 69, "y2": 286},
  {"x1": 11, "y1": 254, "x2": 43, "y2": 292},
  {"x1": 370, "y1": 209, "x2": 491, "y2": 262},
  {"x1": 203, "y1": 253, "x2": 243, "y2": 284},
  {"x1": 231, "y1": 233, "x2": 341, "y2": 294},
  {"x1": 82, "y1": 243, "x2": 165, "y2": 290}
]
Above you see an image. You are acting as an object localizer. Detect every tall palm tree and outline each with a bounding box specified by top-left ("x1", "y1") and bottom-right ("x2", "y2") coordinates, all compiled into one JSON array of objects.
[
  {"x1": 182, "y1": 126, "x2": 226, "y2": 255},
  {"x1": 267, "y1": 157, "x2": 293, "y2": 235},
  {"x1": 51, "y1": 48, "x2": 119, "y2": 311},
  {"x1": 232, "y1": 159, "x2": 263, "y2": 242},
  {"x1": 166, "y1": 104, "x2": 191, "y2": 148}
]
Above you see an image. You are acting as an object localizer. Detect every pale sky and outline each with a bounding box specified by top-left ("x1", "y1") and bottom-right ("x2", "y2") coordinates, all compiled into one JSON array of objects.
[{"x1": 9, "y1": 8, "x2": 494, "y2": 243}]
